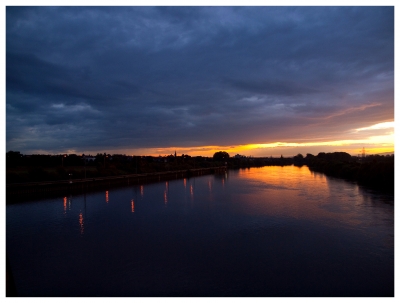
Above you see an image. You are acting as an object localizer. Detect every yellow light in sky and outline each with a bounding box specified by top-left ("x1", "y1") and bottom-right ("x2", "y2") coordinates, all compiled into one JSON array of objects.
[
  {"x1": 127, "y1": 133, "x2": 394, "y2": 157},
  {"x1": 355, "y1": 121, "x2": 394, "y2": 132},
  {"x1": 101, "y1": 121, "x2": 395, "y2": 157}
]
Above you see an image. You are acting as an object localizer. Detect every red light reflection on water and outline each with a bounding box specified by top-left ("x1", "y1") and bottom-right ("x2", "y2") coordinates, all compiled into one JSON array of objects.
[
  {"x1": 105, "y1": 191, "x2": 109, "y2": 203},
  {"x1": 131, "y1": 199, "x2": 135, "y2": 213},
  {"x1": 164, "y1": 182, "x2": 168, "y2": 204},
  {"x1": 63, "y1": 197, "x2": 67, "y2": 213},
  {"x1": 164, "y1": 191, "x2": 168, "y2": 204},
  {"x1": 79, "y1": 212, "x2": 84, "y2": 234}
]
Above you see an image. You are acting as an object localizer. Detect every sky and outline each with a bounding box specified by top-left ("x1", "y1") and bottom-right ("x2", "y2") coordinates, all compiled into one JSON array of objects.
[{"x1": 5, "y1": 5, "x2": 395, "y2": 157}]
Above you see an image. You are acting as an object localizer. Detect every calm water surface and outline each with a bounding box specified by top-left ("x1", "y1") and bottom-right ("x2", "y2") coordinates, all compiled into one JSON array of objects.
[{"x1": 6, "y1": 166, "x2": 394, "y2": 296}]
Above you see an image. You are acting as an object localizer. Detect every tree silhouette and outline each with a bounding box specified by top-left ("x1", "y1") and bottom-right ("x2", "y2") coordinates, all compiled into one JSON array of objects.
[{"x1": 213, "y1": 151, "x2": 230, "y2": 161}]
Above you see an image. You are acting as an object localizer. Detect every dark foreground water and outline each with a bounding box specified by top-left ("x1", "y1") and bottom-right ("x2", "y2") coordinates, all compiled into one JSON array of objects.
[{"x1": 6, "y1": 166, "x2": 394, "y2": 296}]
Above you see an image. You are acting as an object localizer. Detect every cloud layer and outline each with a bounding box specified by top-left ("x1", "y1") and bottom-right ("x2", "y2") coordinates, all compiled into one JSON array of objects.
[{"x1": 6, "y1": 6, "x2": 394, "y2": 155}]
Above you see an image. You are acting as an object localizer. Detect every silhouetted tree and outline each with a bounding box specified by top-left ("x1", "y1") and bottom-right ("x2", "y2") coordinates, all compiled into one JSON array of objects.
[
  {"x1": 213, "y1": 151, "x2": 230, "y2": 161},
  {"x1": 293, "y1": 153, "x2": 305, "y2": 166}
]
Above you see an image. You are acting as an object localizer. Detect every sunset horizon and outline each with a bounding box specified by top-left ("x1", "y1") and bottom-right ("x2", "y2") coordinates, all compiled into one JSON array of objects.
[
  {"x1": 5, "y1": 5, "x2": 395, "y2": 297},
  {"x1": 6, "y1": 6, "x2": 394, "y2": 159}
]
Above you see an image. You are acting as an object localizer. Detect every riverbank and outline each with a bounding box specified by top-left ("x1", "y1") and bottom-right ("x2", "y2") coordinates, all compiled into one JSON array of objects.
[
  {"x1": 6, "y1": 151, "x2": 394, "y2": 199},
  {"x1": 6, "y1": 152, "x2": 295, "y2": 184},
  {"x1": 6, "y1": 166, "x2": 226, "y2": 203},
  {"x1": 304, "y1": 153, "x2": 394, "y2": 194}
]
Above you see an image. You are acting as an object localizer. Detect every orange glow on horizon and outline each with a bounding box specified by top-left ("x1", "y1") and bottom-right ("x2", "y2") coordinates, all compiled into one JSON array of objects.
[
  {"x1": 122, "y1": 135, "x2": 393, "y2": 157},
  {"x1": 81, "y1": 121, "x2": 393, "y2": 157}
]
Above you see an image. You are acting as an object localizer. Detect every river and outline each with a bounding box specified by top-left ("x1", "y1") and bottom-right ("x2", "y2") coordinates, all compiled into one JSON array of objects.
[{"x1": 6, "y1": 165, "x2": 394, "y2": 296}]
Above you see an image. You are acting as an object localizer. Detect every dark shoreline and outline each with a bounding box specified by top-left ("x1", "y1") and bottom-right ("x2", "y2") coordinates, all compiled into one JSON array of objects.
[
  {"x1": 304, "y1": 154, "x2": 394, "y2": 194},
  {"x1": 6, "y1": 166, "x2": 227, "y2": 203},
  {"x1": 6, "y1": 151, "x2": 394, "y2": 202}
]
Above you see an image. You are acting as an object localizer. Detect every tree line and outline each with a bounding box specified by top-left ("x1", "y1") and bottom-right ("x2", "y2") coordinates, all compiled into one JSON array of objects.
[
  {"x1": 294, "y1": 152, "x2": 394, "y2": 193},
  {"x1": 6, "y1": 150, "x2": 293, "y2": 183},
  {"x1": 6, "y1": 150, "x2": 394, "y2": 193}
]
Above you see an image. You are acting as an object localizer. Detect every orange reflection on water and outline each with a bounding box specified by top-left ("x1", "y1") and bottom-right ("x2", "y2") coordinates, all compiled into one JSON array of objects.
[
  {"x1": 234, "y1": 166, "x2": 327, "y2": 217},
  {"x1": 183, "y1": 178, "x2": 187, "y2": 189},
  {"x1": 140, "y1": 186, "x2": 144, "y2": 197},
  {"x1": 63, "y1": 196, "x2": 67, "y2": 213},
  {"x1": 208, "y1": 179, "x2": 214, "y2": 203},
  {"x1": 164, "y1": 191, "x2": 168, "y2": 204},
  {"x1": 79, "y1": 212, "x2": 84, "y2": 234},
  {"x1": 131, "y1": 199, "x2": 135, "y2": 213},
  {"x1": 230, "y1": 166, "x2": 365, "y2": 226},
  {"x1": 105, "y1": 191, "x2": 109, "y2": 203},
  {"x1": 164, "y1": 181, "x2": 169, "y2": 204}
]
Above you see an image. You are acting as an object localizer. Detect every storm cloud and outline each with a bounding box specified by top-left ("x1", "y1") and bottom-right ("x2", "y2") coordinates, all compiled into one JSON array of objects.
[{"x1": 6, "y1": 6, "x2": 394, "y2": 154}]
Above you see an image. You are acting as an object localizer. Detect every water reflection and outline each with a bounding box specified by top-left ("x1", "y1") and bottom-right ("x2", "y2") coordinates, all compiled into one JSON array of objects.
[
  {"x1": 79, "y1": 212, "x2": 84, "y2": 234},
  {"x1": 164, "y1": 191, "x2": 168, "y2": 205},
  {"x1": 62, "y1": 196, "x2": 73, "y2": 214},
  {"x1": 164, "y1": 182, "x2": 169, "y2": 205},
  {"x1": 63, "y1": 196, "x2": 67, "y2": 214},
  {"x1": 232, "y1": 166, "x2": 393, "y2": 232},
  {"x1": 234, "y1": 167, "x2": 303, "y2": 216},
  {"x1": 208, "y1": 179, "x2": 212, "y2": 197},
  {"x1": 6, "y1": 166, "x2": 394, "y2": 296}
]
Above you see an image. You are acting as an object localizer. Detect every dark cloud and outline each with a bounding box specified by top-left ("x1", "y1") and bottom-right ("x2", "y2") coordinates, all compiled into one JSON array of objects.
[
  {"x1": 6, "y1": 6, "x2": 394, "y2": 154},
  {"x1": 226, "y1": 78, "x2": 319, "y2": 96}
]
